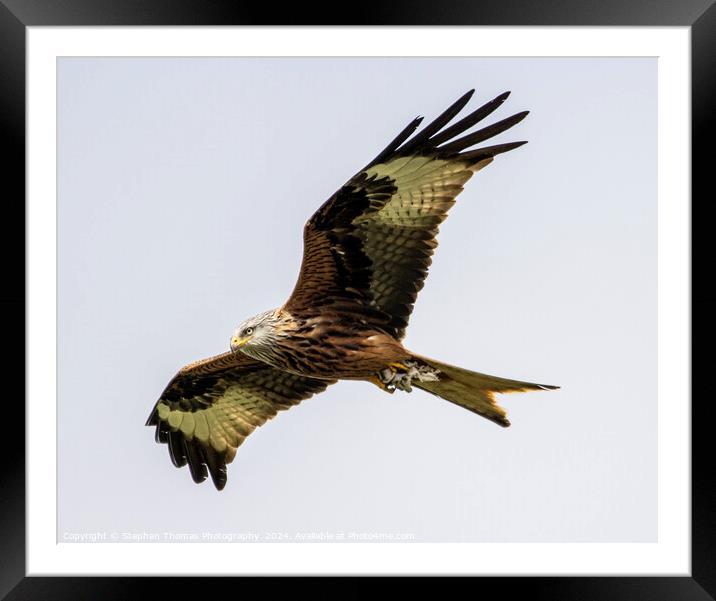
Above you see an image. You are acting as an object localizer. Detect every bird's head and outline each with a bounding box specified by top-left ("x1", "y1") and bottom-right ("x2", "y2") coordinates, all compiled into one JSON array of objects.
[{"x1": 230, "y1": 309, "x2": 283, "y2": 356}]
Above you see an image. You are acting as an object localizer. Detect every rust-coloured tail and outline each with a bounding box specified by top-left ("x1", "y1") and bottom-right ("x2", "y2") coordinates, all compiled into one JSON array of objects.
[{"x1": 409, "y1": 353, "x2": 559, "y2": 427}]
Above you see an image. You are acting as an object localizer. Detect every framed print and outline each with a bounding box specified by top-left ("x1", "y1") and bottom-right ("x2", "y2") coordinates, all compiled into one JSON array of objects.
[{"x1": 6, "y1": 0, "x2": 711, "y2": 598}]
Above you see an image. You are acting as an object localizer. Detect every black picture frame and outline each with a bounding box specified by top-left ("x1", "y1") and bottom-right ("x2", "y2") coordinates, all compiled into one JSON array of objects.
[{"x1": 4, "y1": 1, "x2": 710, "y2": 598}]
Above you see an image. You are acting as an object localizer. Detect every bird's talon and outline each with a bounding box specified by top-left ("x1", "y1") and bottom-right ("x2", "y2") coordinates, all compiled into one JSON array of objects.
[
  {"x1": 369, "y1": 374, "x2": 394, "y2": 393},
  {"x1": 376, "y1": 361, "x2": 440, "y2": 393}
]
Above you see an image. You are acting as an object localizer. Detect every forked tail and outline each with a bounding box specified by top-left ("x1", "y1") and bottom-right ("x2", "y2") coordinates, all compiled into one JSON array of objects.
[{"x1": 408, "y1": 353, "x2": 559, "y2": 427}]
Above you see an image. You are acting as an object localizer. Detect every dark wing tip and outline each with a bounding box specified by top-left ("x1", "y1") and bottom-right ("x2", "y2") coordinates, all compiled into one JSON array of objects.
[
  {"x1": 460, "y1": 88, "x2": 476, "y2": 104},
  {"x1": 367, "y1": 115, "x2": 425, "y2": 167},
  {"x1": 155, "y1": 425, "x2": 168, "y2": 444},
  {"x1": 155, "y1": 422, "x2": 229, "y2": 489},
  {"x1": 203, "y1": 445, "x2": 229, "y2": 490},
  {"x1": 167, "y1": 429, "x2": 188, "y2": 468},
  {"x1": 367, "y1": 90, "x2": 529, "y2": 166},
  {"x1": 539, "y1": 384, "x2": 560, "y2": 390},
  {"x1": 145, "y1": 406, "x2": 158, "y2": 427},
  {"x1": 183, "y1": 438, "x2": 209, "y2": 484},
  {"x1": 436, "y1": 110, "x2": 530, "y2": 155},
  {"x1": 396, "y1": 89, "x2": 477, "y2": 156},
  {"x1": 460, "y1": 140, "x2": 528, "y2": 165},
  {"x1": 425, "y1": 90, "x2": 514, "y2": 149}
]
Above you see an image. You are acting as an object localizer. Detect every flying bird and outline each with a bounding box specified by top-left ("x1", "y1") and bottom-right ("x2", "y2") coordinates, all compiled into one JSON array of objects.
[{"x1": 146, "y1": 89, "x2": 558, "y2": 490}]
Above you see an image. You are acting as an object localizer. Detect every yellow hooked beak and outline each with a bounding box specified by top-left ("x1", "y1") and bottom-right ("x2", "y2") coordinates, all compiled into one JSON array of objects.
[{"x1": 230, "y1": 335, "x2": 252, "y2": 352}]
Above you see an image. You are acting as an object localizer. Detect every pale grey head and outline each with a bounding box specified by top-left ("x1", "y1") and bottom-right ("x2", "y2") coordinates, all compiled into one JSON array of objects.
[{"x1": 230, "y1": 309, "x2": 285, "y2": 361}]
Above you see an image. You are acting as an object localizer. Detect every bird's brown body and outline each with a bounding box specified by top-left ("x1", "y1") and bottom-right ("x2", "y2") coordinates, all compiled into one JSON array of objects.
[
  {"x1": 146, "y1": 89, "x2": 559, "y2": 490},
  {"x1": 241, "y1": 308, "x2": 409, "y2": 380}
]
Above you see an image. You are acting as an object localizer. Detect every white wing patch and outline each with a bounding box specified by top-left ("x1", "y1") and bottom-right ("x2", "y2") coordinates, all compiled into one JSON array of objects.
[
  {"x1": 155, "y1": 380, "x2": 286, "y2": 464},
  {"x1": 360, "y1": 155, "x2": 493, "y2": 227}
]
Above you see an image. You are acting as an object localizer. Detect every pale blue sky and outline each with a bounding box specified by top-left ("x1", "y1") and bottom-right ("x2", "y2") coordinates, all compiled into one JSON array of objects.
[{"x1": 57, "y1": 57, "x2": 656, "y2": 542}]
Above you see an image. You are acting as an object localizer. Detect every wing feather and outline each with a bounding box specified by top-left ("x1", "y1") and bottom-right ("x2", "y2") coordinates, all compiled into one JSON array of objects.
[
  {"x1": 284, "y1": 89, "x2": 528, "y2": 338},
  {"x1": 146, "y1": 351, "x2": 334, "y2": 490}
]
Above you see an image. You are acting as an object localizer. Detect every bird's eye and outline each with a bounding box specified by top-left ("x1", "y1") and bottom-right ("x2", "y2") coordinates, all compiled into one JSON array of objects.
[{"x1": 244, "y1": 327, "x2": 254, "y2": 336}]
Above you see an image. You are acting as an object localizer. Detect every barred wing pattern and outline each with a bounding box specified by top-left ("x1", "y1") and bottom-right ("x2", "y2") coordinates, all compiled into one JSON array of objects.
[
  {"x1": 285, "y1": 90, "x2": 528, "y2": 339},
  {"x1": 145, "y1": 352, "x2": 334, "y2": 489}
]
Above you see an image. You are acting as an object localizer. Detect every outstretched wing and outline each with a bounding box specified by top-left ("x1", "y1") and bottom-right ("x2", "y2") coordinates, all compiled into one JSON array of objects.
[
  {"x1": 284, "y1": 89, "x2": 528, "y2": 339},
  {"x1": 145, "y1": 351, "x2": 334, "y2": 490}
]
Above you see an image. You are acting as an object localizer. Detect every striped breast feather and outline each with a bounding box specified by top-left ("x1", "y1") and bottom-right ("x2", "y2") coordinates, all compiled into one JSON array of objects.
[{"x1": 145, "y1": 351, "x2": 334, "y2": 490}]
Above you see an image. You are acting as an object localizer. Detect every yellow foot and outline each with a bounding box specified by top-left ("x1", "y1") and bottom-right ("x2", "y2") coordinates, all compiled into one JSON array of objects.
[
  {"x1": 389, "y1": 362, "x2": 409, "y2": 372},
  {"x1": 368, "y1": 375, "x2": 394, "y2": 393}
]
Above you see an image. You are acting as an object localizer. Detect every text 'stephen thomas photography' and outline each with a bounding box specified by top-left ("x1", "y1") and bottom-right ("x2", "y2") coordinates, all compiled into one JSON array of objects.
[{"x1": 57, "y1": 57, "x2": 656, "y2": 547}]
